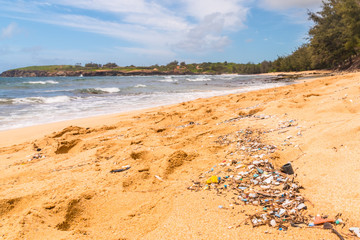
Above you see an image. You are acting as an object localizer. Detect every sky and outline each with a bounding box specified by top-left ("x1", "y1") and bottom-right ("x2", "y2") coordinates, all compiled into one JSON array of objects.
[{"x1": 0, "y1": 0, "x2": 323, "y2": 72}]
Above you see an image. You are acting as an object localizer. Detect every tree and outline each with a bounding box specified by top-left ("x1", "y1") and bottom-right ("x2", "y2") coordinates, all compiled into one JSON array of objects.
[
  {"x1": 103, "y1": 62, "x2": 118, "y2": 68},
  {"x1": 85, "y1": 62, "x2": 102, "y2": 68},
  {"x1": 308, "y1": 0, "x2": 360, "y2": 68},
  {"x1": 166, "y1": 60, "x2": 179, "y2": 66}
]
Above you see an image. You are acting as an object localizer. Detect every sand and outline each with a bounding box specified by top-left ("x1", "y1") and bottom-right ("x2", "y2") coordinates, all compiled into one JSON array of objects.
[{"x1": 1, "y1": 71, "x2": 360, "y2": 239}]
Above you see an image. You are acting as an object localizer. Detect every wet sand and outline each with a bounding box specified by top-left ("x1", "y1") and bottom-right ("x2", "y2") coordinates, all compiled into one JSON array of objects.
[{"x1": 0, "y1": 71, "x2": 359, "y2": 239}]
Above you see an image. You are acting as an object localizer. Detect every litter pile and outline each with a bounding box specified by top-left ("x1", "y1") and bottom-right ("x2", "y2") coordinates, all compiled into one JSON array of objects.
[
  {"x1": 27, "y1": 151, "x2": 45, "y2": 162},
  {"x1": 188, "y1": 128, "x2": 351, "y2": 237}
]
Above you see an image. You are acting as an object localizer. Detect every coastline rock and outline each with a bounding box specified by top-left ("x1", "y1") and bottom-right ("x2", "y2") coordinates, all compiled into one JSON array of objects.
[{"x1": 0, "y1": 69, "x2": 198, "y2": 77}]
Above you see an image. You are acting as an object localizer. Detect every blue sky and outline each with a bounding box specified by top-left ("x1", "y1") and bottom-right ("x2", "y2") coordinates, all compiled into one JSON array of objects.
[{"x1": 0, "y1": 0, "x2": 322, "y2": 72}]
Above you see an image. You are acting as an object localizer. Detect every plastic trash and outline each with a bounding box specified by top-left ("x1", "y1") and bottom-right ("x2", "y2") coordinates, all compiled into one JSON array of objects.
[
  {"x1": 110, "y1": 166, "x2": 131, "y2": 173},
  {"x1": 270, "y1": 219, "x2": 276, "y2": 227},
  {"x1": 297, "y1": 203, "x2": 307, "y2": 210},
  {"x1": 281, "y1": 163, "x2": 294, "y2": 175},
  {"x1": 155, "y1": 175, "x2": 164, "y2": 181},
  {"x1": 314, "y1": 216, "x2": 335, "y2": 225},
  {"x1": 350, "y1": 227, "x2": 360, "y2": 237}
]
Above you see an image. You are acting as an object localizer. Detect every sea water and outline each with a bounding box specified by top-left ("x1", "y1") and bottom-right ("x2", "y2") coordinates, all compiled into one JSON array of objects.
[{"x1": 0, "y1": 75, "x2": 291, "y2": 130}]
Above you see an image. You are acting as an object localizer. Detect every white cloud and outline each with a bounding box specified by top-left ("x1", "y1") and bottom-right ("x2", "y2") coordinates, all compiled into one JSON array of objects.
[
  {"x1": 1, "y1": 22, "x2": 19, "y2": 39},
  {"x1": 181, "y1": 0, "x2": 248, "y2": 30},
  {"x1": 176, "y1": 13, "x2": 231, "y2": 52},
  {"x1": 0, "y1": 0, "x2": 249, "y2": 52},
  {"x1": 258, "y1": 0, "x2": 322, "y2": 10},
  {"x1": 176, "y1": 0, "x2": 249, "y2": 51}
]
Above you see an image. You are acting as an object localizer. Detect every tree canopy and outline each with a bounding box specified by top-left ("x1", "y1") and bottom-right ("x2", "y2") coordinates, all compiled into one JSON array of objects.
[{"x1": 274, "y1": 0, "x2": 360, "y2": 71}]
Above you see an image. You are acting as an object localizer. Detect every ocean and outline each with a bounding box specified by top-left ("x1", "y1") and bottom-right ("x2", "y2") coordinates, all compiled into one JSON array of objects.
[{"x1": 0, "y1": 74, "x2": 291, "y2": 131}]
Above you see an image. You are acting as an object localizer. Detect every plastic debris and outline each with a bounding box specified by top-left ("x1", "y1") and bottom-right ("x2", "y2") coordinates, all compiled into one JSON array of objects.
[
  {"x1": 206, "y1": 175, "x2": 219, "y2": 184},
  {"x1": 350, "y1": 227, "x2": 360, "y2": 238},
  {"x1": 270, "y1": 219, "x2": 276, "y2": 227},
  {"x1": 154, "y1": 175, "x2": 164, "y2": 181},
  {"x1": 187, "y1": 127, "x2": 342, "y2": 232},
  {"x1": 335, "y1": 219, "x2": 343, "y2": 225},
  {"x1": 314, "y1": 215, "x2": 335, "y2": 225},
  {"x1": 110, "y1": 165, "x2": 131, "y2": 173},
  {"x1": 281, "y1": 163, "x2": 294, "y2": 175},
  {"x1": 297, "y1": 203, "x2": 307, "y2": 210}
]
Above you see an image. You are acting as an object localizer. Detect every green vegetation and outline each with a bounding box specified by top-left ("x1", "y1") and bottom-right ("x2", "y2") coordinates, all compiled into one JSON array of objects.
[
  {"x1": 274, "y1": 0, "x2": 360, "y2": 71},
  {"x1": 15, "y1": 65, "x2": 84, "y2": 71}
]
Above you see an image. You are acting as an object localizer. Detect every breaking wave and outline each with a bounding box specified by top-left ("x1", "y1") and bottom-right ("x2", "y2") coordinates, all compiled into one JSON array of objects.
[
  {"x1": 24, "y1": 80, "x2": 59, "y2": 85},
  {"x1": 77, "y1": 87, "x2": 121, "y2": 94},
  {"x1": 186, "y1": 77, "x2": 212, "y2": 82},
  {"x1": 2, "y1": 96, "x2": 73, "y2": 105}
]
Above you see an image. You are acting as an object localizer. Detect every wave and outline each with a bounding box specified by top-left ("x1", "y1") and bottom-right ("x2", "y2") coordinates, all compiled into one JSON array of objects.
[
  {"x1": 3, "y1": 96, "x2": 73, "y2": 105},
  {"x1": 159, "y1": 77, "x2": 178, "y2": 83},
  {"x1": 77, "y1": 87, "x2": 121, "y2": 94},
  {"x1": 186, "y1": 77, "x2": 212, "y2": 82},
  {"x1": 24, "y1": 80, "x2": 59, "y2": 85},
  {"x1": 0, "y1": 98, "x2": 13, "y2": 105},
  {"x1": 134, "y1": 84, "x2": 147, "y2": 88}
]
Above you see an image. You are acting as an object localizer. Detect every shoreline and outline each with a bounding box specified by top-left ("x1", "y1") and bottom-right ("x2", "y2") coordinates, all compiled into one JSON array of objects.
[
  {"x1": 0, "y1": 71, "x2": 322, "y2": 146},
  {"x1": 0, "y1": 73, "x2": 298, "y2": 135},
  {"x1": 1, "y1": 71, "x2": 359, "y2": 239}
]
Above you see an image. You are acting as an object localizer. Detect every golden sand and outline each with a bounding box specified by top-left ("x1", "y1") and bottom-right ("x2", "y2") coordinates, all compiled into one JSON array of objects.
[{"x1": 1, "y1": 71, "x2": 360, "y2": 239}]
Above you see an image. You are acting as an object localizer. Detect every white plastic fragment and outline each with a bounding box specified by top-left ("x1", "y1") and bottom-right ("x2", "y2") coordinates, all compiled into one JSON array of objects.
[
  {"x1": 264, "y1": 176, "x2": 273, "y2": 184},
  {"x1": 297, "y1": 203, "x2": 307, "y2": 210},
  {"x1": 270, "y1": 219, "x2": 276, "y2": 227},
  {"x1": 349, "y1": 227, "x2": 360, "y2": 237},
  {"x1": 278, "y1": 209, "x2": 286, "y2": 216},
  {"x1": 155, "y1": 175, "x2": 163, "y2": 181},
  {"x1": 249, "y1": 193, "x2": 257, "y2": 198}
]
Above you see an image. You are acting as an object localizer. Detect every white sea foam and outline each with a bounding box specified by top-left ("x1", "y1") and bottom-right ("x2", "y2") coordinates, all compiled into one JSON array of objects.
[
  {"x1": 12, "y1": 96, "x2": 72, "y2": 104},
  {"x1": 0, "y1": 75, "x2": 290, "y2": 131},
  {"x1": 186, "y1": 77, "x2": 211, "y2": 82},
  {"x1": 25, "y1": 80, "x2": 59, "y2": 84},
  {"x1": 94, "y1": 87, "x2": 121, "y2": 93},
  {"x1": 159, "y1": 78, "x2": 178, "y2": 82},
  {"x1": 0, "y1": 98, "x2": 13, "y2": 104},
  {"x1": 134, "y1": 84, "x2": 147, "y2": 88}
]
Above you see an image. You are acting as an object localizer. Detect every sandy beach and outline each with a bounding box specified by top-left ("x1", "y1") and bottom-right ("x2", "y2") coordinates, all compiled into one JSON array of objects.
[{"x1": 1, "y1": 71, "x2": 360, "y2": 239}]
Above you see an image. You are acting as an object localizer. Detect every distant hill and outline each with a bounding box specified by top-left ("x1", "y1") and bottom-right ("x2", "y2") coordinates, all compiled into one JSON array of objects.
[{"x1": 0, "y1": 61, "x2": 277, "y2": 77}]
